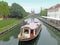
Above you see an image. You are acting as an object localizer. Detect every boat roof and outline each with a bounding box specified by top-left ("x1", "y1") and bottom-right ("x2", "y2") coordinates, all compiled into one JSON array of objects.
[
  {"x1": 21, "y1": 22, "x2": 40, "y2": 29},
  {"x1": 24, "y1": 18, "x2": 40, "y2": 24}
]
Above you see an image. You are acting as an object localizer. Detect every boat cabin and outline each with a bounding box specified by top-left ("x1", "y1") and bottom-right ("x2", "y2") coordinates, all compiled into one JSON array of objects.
[{"x1": 20, "y1": 22, "x2": 41, "y2": 39}]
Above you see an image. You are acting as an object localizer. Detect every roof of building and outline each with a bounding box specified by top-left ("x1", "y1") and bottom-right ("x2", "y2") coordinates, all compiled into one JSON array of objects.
[
  {"x1": 49, "y1": 4, "x2": 60, "y2": 10},
  {"x1": 55, "y1": 4, "x2": 60, "y2": 8}
]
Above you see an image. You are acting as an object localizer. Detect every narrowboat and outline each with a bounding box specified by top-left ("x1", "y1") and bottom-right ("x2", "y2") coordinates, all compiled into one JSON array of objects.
[{"x1": 18, "y1": 22, "x2": 41, "y2": 41}]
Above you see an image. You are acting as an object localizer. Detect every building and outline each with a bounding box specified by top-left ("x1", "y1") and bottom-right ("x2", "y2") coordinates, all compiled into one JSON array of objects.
[
  {"x1": 42, "y1": 4, "x2": 60, "y2": 26},
  {"x1": 47, "y1": 4, "x2": 60, "y2": 18}
]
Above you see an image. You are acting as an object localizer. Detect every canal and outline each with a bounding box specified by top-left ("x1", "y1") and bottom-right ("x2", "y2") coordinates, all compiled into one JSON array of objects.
[{"x1": 0, "y1": 18, "x2": 60, "y2": 45}]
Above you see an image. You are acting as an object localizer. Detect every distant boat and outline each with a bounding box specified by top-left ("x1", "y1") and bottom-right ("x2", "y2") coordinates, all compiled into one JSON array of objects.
[{"x1": 18, "y1": 21, "x2": 42, "y2": 41}]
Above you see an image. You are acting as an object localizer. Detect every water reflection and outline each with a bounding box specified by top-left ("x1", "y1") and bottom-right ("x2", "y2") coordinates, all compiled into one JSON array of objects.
[
  {"x1": 44, "y1": 23, "x2": 60, "y2": 45},
  {"x1": 48, "y1": 30, "x2": 60, "y2": 45}
]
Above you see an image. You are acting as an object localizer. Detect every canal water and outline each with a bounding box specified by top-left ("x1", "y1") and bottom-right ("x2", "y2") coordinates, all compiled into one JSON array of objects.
[{"x1": 0, "y1": 18, "x2": 60, "y2": 45}]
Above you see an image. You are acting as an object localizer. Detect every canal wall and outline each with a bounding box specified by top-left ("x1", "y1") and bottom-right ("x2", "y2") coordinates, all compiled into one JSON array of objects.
[{"x1": 39, "y1": 18, "x2": 60, "y2": 31}]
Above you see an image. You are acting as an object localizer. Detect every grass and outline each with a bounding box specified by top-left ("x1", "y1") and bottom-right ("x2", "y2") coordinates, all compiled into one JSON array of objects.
[{"x1": 0, "y1": 18, "x2": 22, "y2": 32}]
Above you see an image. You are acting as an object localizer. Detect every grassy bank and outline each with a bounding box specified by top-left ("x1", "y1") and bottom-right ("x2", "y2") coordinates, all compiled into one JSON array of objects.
[{"x1": 0, "y1": 18, "x2": 22, "y2": 32}]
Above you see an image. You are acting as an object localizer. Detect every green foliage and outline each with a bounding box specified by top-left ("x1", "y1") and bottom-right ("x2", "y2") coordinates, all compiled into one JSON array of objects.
[
  {"x1": 40, "y1": 9, "x2": 48, "y2": 16},
  {"x1": 0, "y1": 1, "x2": 9, "y2": 17},
  {"x1": 9, "y1": 3, "x2": 27, "y2": 18},
  {"x1": 0, "y1": 1, "x2": 27, "y2": 18}
]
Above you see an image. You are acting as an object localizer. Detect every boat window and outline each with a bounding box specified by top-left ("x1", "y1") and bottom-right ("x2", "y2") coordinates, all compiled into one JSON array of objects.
[
  {"x1": 24, "y1": 29, "x2": 29, "y2": 34},
  {"x1": 31, "y1": 30, "x2": 33, "y2": 33}
]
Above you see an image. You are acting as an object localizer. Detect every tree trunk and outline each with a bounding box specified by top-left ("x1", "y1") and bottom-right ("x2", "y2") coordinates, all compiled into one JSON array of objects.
[{"x1": 3, "y1": 15, "x2": 8, "y2": 20}]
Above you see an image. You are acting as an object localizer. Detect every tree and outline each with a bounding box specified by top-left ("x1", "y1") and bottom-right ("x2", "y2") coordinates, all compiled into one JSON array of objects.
[
  {"x1": 40, "y1": 9, "x2": 48, "y2": 16},
  {"x1": 9, "y1": 3, "x2": 27, "y2": 18},
  {"x1": 0, "y1": 1, "x2": 9, "y2": 19}
]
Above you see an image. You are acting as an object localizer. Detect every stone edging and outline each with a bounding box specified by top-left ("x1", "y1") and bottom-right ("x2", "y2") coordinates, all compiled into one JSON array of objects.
[{"x1": 39, "y1": 18, "x2": 60, "y2": 31}]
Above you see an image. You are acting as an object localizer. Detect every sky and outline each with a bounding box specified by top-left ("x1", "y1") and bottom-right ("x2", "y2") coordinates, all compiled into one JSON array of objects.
[{"x1": 0, "y1": 0, "x2": 60, "y2": 13}]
